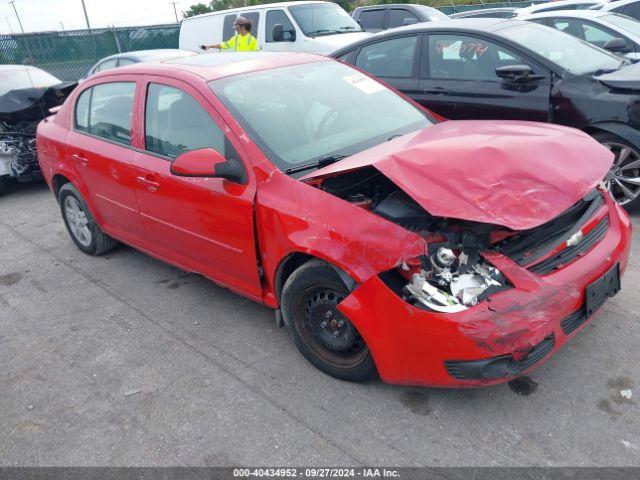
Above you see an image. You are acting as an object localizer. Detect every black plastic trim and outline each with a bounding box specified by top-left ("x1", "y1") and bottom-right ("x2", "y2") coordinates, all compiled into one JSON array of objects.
[{"x1": 444, "y1": 335, "x2": 555, "y2": 381}]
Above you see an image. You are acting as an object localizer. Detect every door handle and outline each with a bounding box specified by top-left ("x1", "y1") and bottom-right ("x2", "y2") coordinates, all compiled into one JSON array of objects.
[
  {"x1": 137, "y1": 175, "x2": 160, "y2": 193},
  {"x1": 423, "y1": 87, "x2": 450, "y2": 95},
  {"x1": 72, "y1": 153, "x2": 89, "y2": 167}
]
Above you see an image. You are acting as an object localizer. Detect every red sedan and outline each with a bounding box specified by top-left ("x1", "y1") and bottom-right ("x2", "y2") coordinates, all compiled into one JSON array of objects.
[{"x1": 36, "y1": 53, "x2": 632, "y2": 387}]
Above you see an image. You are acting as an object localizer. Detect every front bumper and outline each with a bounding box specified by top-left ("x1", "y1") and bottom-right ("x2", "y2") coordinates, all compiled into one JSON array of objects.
[{"x1": 337, "y1": 195, "x2": 632, "y2": 387}]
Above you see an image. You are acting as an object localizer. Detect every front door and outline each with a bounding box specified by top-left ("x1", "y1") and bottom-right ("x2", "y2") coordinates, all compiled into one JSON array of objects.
[
  {"x1": 131, "y1": 78, "x2": 262, "y2": 300},
  {"x1": 416, "y1": 34, "x2": 552, "y2": 121}
]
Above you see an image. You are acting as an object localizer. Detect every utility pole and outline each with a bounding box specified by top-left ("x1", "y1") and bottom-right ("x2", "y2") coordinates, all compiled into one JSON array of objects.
[
  {"x1": 5, "y1": 17, "x2": 13, "y2": 34},
  {"x1": 60, "y1": 22, "x2": 65, "y2": 31},
  {"x1": 80, "y1": 0, "x2": 91, "y2": 31},
  {"x1": 8, "y1": 1, "x2": 24, "y2": 33},
  {"x1": 170, "y1": 1, "x2": 179, "y2": 23}
]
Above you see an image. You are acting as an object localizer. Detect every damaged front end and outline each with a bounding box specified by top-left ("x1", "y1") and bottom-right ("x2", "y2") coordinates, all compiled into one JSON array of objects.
[{"x1": 0, "y1": 81, "x2": 76, "y2": 188}]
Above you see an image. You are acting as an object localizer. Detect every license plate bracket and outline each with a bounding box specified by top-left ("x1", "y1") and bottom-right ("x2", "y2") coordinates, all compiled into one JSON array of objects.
[{"x1": 585, "y1": 263, "x2": 620, "y2": 316}]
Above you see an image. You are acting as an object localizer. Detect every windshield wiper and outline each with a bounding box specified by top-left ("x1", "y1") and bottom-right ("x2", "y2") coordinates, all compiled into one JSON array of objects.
[
  {"x1": 307, "y1": 28, "x2": 340, "y2": 36},
  {"x1": 339, "y1": 26, "x2": 364, "y2": 32},
  {"x1": 284, "y1": 154, "x2": 347, "y2": 175}
]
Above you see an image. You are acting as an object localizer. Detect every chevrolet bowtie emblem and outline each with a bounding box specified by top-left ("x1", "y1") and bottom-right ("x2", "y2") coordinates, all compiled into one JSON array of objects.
[{"x1": 567, "y1": 230, "x2": 584, "y2": 247}]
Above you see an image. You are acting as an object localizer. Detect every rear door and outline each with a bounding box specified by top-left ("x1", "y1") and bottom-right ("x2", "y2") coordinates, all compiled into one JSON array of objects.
[
  {"x1": 352, "y1": 34, "x2": 421, "y2": 97},
  {"x1": 65, "y1": 78, "x2": 147, "y2": 247},
  {"x1": 130, "y1": 76, "x2": 262, "y2": 300},
  {"x1": 416, "y1": 33, "x2": 552, "y2": 121}
]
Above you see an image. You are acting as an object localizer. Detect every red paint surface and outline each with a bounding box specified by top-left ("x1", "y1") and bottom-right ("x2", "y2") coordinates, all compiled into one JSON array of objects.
[{"x1": 37, "y1": 54, "x2": 633, "y2": 387}]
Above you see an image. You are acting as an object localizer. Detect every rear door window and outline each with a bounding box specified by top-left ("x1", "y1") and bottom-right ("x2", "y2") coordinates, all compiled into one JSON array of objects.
[
  {"x1": 355, "y1": 35, "x2": 419, "y2": 78},
  {"x1": 388, "y1": 9, "x2": 418, "y2": 29},
  {"x1": 144, "y1": 83, "x2": 230, "y2": 159},
  {"x1": 358, "y1": 9, "x2": 386, "y2": 31},
  {"x1": 75, "y1": 82, "x2": 136, "y2": 145}
]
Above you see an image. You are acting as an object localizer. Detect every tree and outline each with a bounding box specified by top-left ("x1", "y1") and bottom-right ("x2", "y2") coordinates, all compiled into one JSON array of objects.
[{"x1": 183, "y1": 3, "x2": 214, "y2": 18}]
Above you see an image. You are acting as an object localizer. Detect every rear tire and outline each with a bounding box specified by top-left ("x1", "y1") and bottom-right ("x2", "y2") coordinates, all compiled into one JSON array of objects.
[
  {"x1": 593, "y1": 132, "x2": 640, "y2": 209},
  {"x1": 281, "y1": 260, "x2": 377, "y2": 382},
  {"x1": 0, "y1": 176, "x2": 5, "y2": 197},
  {"x1": 58, "y1": 183, "x2": 117, "y2": 256}
]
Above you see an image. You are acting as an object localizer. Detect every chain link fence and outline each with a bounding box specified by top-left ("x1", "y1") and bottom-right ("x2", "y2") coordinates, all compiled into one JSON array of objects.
[{"x1": 0, "y1": 24, "x2": 179, "y2": 82}]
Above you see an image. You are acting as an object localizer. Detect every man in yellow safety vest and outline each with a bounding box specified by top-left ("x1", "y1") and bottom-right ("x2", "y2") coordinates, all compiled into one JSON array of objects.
[{"x1": 200, "y1": 16, "x2": 260, "y2": 52}]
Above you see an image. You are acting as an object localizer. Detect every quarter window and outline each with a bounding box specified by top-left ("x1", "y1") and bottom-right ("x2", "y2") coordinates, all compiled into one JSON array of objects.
[
  {"x1": 144, "y1": 83, "x2": 228, "y2": 159},
  {"x1": 96, "y1": 59, "x2": 117, "y2": 72},
  {"x1": 74, "y1": 82, "x2": 135, "y2": 145},
  {"x1": 355, "y1": 36, "x2": 418, "y2": 78},
  {"x1": 427, "y1": 34, "x2": 527, "y2": 81}
]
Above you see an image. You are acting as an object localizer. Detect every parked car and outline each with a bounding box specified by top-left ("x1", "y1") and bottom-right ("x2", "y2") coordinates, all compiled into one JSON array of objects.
[
  {"x1": 82, "y1": 49, "x2": 197, "y2": 81},
  {"x1": 522, "y1": 10, "x2": 640, "y2": 53},
  {"x1": 450, "y1": 8, "x2": 518, "y2": 19},
  {"x1": 37, "y1": 52, "x2": 631, "y2": 387},
  {"x1": 179, "y1": 1, "x2": 370, "y2": 54},
  {"x1": 332, "y1": 19, "x2": 640, "y2": 207},
  {"x1": 0, "y1": 65, "x2": 75, "y2": 196},
  {"x1": 591, "y1": 0, "x2": 640, "y2": 22},
  {"x1": 352, "y1": 4, "x2": 448, "y2": 33},
  {"x1": 514, "y1": 0, "x2": 605, "y2": 15}
]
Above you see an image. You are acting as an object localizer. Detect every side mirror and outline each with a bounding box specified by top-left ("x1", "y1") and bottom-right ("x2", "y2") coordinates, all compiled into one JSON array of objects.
[
  {"x1": 603, "y1": 37, "x2": 631, "y2": 53},
  {"x1": 170, "y1": 148, "x2": 246, "y2": 184},
  {"x1": 272, "y1": 24, "x2": 296, "y2": 42},
  {"x1": 495, "y1": 64, "x2": 543, "y2": 83},
  {"x1": 403, "y1": 17, "x2": 419, "y2": 26}
]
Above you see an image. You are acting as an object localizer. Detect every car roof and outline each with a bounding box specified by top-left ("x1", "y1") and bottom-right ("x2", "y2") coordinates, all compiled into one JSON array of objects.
[
  {"x1": 516, "y1": 0, "x2": 604, "y2": 14},
  {"x1": 602, "y1": 0, "x2": 640, "y2": 8},
  {"x1": 183, "y1": 0, "x2": 330, "y2": 20},
  {"x1": 98, "y1": 49, "x2": 195, "y2": 62},
  {"x1": 520, "y1": 8, "x2": 611, "y2": 18},
  {"x1": 92, "y1": 52, "x2": 330, "y2": 82},
  {"x1": 344, "y1": 17, "x2": 527, "y2": 37},
  {"x1": 450, "y1": 8, "x2": 517, "y2": 17},
  {"x1": 0, "y1": 64, "x2": 46, "y2": 72}
]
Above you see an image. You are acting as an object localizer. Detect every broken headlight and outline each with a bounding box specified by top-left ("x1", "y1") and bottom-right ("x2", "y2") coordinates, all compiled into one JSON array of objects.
[{"x1": 404, "y1": 246, "x2": 507, "y2": 313}]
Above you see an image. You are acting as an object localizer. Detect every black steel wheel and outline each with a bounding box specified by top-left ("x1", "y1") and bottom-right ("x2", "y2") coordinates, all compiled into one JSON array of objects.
[{"x1": 281, "y1": 260, "x2": 376, "y2": 382}]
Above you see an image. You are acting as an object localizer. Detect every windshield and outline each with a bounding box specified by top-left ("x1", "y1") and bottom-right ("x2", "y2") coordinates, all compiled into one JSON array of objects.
[
  {"x1": 498, "y1": 23, "x2": 621, "y2": 74},
  {"x1": 0, "y1": 67, "x2": 62, "y2": 96},
  {"x1": 602, "y1": 13, "x2": 640, "y2": 36},
  {"x1": 288, "y1": 3, "x2": 362, "y2": 36},
  {"x1": 210, "y1": 61, "x2": 431, "y2": 175}
]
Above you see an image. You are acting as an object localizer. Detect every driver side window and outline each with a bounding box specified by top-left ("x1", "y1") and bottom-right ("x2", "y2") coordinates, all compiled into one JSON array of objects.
[
  {"x1": 355, "y1": 35, "x2": 418, "y2": 78},
  {"x1": 426, "y1": 34, "x2": 527, "y2": 81},
  {"x1": 144, "y1": 83, "x2": 233, "y2": 159}
]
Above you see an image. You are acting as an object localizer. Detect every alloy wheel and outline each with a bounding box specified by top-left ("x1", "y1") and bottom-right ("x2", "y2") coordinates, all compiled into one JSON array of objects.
[
  {"x1": 63, "y1": 196, "x2": 92, "y2": 247},
  {"x1": 602, "y1": 141, "x2": 640, "y2": 206}
]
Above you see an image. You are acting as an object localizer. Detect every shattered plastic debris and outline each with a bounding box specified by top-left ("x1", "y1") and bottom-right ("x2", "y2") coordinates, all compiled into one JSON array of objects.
[
  {"x1": 124, "y1": 389, "x2": 142, "y2": 397},
  {"x1": 620, "y1": 389, "x2": 633, "y2": 400}
]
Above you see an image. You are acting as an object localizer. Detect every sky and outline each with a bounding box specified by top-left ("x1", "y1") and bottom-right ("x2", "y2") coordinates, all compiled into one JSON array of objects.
[{"x1": 0, "y1": 0, "x2": 198, "y2": 34}]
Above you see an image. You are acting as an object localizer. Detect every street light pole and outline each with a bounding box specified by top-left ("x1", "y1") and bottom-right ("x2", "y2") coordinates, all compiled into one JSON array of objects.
[
  {"x1": 8, "y1": 1, "x2": 24, "y2": 33},
  {"x1": 80, "y1": 0, "x2": 91, "y2": 31},
  {"x1": 170, "y1": 1, "x2": 179, "y2": 23}
]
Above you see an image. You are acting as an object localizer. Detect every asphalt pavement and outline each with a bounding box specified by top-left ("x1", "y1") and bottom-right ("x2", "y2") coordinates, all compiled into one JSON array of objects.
[{"x1": 0, "y1": 181, "x2": 639, "y2": 466}]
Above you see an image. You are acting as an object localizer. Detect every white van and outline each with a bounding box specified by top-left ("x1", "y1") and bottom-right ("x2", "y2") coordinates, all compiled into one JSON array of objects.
[{"x1": 179, "y1": 1, "x2": 371, "y2": 55}]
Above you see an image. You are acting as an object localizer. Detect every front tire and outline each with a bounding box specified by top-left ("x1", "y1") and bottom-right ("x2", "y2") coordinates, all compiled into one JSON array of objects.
[
  {"x1": 58, "y1": 183, "x2": 117, "y2": 256},
  {"x1": 593, "y1": 132, "x2": 640, "y2": 209},
  {"x1": 281, "y1": 260, "x2": 377, "y2": 382}
]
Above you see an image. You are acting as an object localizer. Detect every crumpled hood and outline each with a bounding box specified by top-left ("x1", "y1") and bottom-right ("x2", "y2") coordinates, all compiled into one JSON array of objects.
[
  {"x1": 595, "y1": 62, "x2": 640, "y2": 91},
  {"x1": 302, "y1": 120, "x2": 613, "y2": 230}
]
